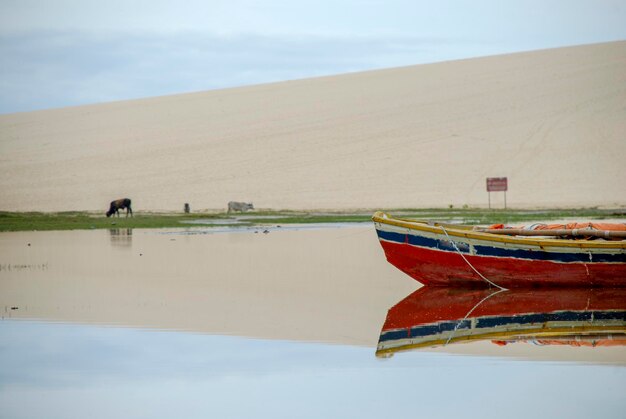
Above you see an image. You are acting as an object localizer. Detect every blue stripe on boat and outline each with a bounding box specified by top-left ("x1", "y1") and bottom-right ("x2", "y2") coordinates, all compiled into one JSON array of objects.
[
  {"x1": 379, "y1": 320, "x2": 471, "y2": 342},
  {"x1": 376, "y1": 229, "x2": 471, "y2": 254},
  {"x1": 473, "y1": 245, "x2": 625, "y2": 263},
  {"x1": 378, "y1": 310, "x2": 626, "y2": 343},
  {"x1": 376, "y1": 229, "x2": 626, "y2": 263}
]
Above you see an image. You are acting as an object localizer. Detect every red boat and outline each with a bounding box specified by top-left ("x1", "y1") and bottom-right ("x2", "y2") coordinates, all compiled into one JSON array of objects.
[
  {"x1": 376, "y1": 287, "x2": 626, "y2": 357},
  {"x1": 373, "y1": 212, "x2": 626, "y2": 288}
]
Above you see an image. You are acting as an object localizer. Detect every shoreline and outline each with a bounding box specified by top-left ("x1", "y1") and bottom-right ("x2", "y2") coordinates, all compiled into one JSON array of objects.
[{"x1": 1, "y1": 207, "x2": 624, "y2": 232}]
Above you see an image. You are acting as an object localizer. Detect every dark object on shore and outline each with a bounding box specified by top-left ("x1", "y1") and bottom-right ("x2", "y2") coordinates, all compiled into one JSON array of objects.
[
  {"x1": 106, "y1": 198, "x2": 133, "y2": 218},
  {"x1": 184, "y1": 203, "x2": 190, "y2": 213}
]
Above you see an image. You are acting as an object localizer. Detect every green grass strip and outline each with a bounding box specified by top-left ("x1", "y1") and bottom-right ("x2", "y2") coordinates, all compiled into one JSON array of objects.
[{"x1": 0, "y1": 208, "x2": 623, "y2": 232}]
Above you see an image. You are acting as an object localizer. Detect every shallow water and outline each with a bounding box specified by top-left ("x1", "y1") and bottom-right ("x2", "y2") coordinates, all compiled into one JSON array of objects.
[{"x1": 1, "y1": 226, "x2": 625, "y2": 418}]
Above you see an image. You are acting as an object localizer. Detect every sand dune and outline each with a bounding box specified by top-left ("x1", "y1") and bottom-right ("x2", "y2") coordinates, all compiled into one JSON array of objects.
[{"x1": 1, "y1": 41, "x2": 625, "y2": 212}]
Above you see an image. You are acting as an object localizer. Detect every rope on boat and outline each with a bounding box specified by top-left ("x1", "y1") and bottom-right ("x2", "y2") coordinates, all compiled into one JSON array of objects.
[
  {"x1": 440, "y1": 225, "x2": 508, "y2": 290},
  {"x1": 444, "y1": 287, "x2": 508, "y2": 346}
]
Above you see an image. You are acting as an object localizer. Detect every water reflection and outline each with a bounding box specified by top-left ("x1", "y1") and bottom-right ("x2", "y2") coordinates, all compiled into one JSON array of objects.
[
  {"x1": 377, "y1": 288, "x2": 626, "y2": 357},
  {"x1": 3, "y1": 319, "x2": 625, "y2": 419},
  {"x1": 109, "y1": 228, "x2": 133, "y2": 247}
]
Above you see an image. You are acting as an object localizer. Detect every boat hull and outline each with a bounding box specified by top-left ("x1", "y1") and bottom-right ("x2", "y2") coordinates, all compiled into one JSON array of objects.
[{"x1": 374, "y1": 213, "x2": 626, "y2": 288}]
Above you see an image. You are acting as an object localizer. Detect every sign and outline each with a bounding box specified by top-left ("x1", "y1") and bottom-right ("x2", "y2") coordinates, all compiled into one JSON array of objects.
[{"x1": 486, "y1": 177, "x2": 508, "y2": 192}]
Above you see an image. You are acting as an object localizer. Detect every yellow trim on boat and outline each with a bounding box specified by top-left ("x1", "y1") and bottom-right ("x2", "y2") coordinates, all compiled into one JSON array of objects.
[
  {"x1": 372, "y1": 211, "x2": 626, "y2": 250},
  {"x1": 375, "y1": 325, "x2": 626, "y2": 356}
]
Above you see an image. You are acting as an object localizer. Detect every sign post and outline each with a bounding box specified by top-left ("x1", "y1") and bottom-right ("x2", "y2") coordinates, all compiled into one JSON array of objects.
[{"x1": 486, "y1": 177, "x2": 508, "y2": 209}]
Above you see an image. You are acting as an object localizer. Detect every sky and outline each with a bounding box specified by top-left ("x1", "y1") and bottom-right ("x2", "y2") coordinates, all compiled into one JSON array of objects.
[{"x1": 1, "y1": 0, "x2": 625, "y2": 114}]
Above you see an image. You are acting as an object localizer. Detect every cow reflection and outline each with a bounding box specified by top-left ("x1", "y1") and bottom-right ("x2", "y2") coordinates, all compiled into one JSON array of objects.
[{"x1": 109, "y1": 228, "x2": 133, "y2": 247}]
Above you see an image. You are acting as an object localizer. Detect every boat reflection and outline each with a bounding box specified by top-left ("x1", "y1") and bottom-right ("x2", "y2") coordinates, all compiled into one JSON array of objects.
[{"x1": 377, "y1": 287, "x2": 626, "y2": 357}]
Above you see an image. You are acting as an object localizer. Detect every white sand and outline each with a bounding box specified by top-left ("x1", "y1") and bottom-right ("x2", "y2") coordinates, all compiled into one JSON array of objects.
[{"x1": 1, "y1": 41, "x2": 625, "y2": 212}]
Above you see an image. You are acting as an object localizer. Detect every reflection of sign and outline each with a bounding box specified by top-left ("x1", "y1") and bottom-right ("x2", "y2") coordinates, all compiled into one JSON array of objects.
[{"x1": 487, "y1": 177, "x2": 508, "y2": 192}]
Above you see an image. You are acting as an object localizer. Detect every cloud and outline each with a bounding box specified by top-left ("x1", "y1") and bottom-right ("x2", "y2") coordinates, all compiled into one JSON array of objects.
[
  {"x1": 2, "y1": 0, "x2": 626, "y2": 113},
  {"x1": 0, "y1": 30, "x2": 487, "y2": 114}
]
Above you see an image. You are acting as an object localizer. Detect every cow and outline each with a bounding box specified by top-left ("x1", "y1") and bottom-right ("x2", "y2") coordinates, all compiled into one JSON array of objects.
[
  {"x1": 227, "y1": 201, "x2": 254, "y2": 213},
  {"x1": 106, "y1": 198, "x2": 133, "y2": 217}
]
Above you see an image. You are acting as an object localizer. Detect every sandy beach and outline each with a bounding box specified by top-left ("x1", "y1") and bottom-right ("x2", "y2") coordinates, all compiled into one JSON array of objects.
[{"x1": 0, "y1": 41, "x2": 624, "y2": 212}]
